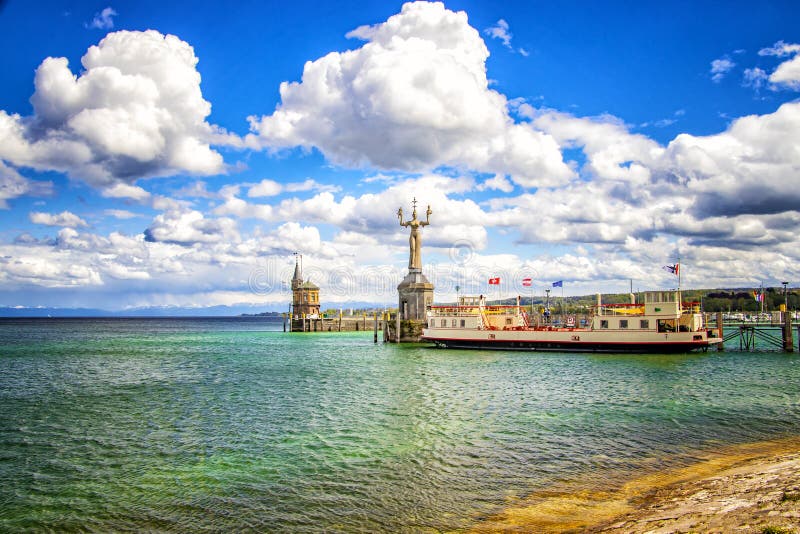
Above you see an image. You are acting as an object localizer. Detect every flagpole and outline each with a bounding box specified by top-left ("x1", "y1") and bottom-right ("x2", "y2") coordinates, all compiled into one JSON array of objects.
[{"x1": 677, "y1": 256, "x2": 681, "y2": 292}]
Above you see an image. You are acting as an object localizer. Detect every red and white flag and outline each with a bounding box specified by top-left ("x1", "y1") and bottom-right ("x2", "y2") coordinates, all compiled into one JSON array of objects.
[
  {"x1": 488, "y1": 277, "x2": 501, "y2": 285},
  {"x1": 522, "y1": 278, "x2": 532, "y2": 287}
]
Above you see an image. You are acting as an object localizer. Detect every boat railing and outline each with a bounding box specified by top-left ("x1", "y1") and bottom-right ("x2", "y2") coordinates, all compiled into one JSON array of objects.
[
  {"x1": 428, "y1": 306, "x2": 481, "y2": 317},
  {"x1": 593, "y1": 301, "x2": 703, "y2": 317},
  {"x1": 593, "y1": 303, "x2": 645, "y2": 316},
  {"x1": 428, "y1": 305, "x2": 521, "y2": 317},
  {"x1": 482, "y1": 306, "x2": 522, "y2": 315},
  {"x1": 680, "y1": 302, "x2": 702, "y2": 314}
]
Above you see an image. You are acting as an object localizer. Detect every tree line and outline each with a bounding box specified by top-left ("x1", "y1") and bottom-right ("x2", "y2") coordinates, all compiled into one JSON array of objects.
[
  {"x1": 503, "y1": 288, "x2": 798, "y2": 313},
  {"x1": 697, "y1": 288, "x2": 797, "y2": 312}
]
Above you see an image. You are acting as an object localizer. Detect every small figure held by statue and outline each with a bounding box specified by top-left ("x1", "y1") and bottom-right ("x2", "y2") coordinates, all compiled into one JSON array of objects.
[{"x1": 398, "y1": 198, "x2": 431, "y2": 271}]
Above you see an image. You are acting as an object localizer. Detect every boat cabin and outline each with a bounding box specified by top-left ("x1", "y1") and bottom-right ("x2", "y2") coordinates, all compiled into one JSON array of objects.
[
  {"x1": 592, "y1": 291, "x2": 704, "y2": 333},
  {"x1": 427, "y1": 296, "x2": 527, "y2": 331},
  {"x1": 426, "y1": 290, "x2": 707, "y2": 334}
]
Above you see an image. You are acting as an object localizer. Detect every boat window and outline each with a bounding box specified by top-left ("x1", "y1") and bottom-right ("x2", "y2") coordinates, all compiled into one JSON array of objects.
[
  {"x1": 640, "y1": 319, "x2": 649, "y2": 329},
  {"x1": 600, "y1": 320, "x2": 609, "y2": 329},
  {"x1": 441, "y1": 319, "x2": 447, "y2": 327},
  {"x1": 657, "y1": 319, "x2": 676, "y2": 332},
  {"x1": 451, "y1": 319, "x2": 457, "y2": 327},
  {"x1": 505, "y1": 318, "x2": 513, "y2": 326},
  {"x1": 430, "y1": 319, "x2": 435, "y2": 327},
  {"x1": 620, "y1": 319, "x2": 628, "y2": 329},
  {"x1": 460, "y1": 319, "x2": 466, "y2": 327}
]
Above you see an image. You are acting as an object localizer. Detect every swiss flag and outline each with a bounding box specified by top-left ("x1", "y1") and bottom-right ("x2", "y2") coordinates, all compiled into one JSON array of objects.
[
  {"x1": 489, "y1": 277, "x2": 501, "y2": 285},
  {"x1": 522, "y1": 278, "x2": 532, "y2": 287}
]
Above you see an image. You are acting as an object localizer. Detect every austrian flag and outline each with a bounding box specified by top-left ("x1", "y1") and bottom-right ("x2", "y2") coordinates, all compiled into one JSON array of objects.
[
  {"x1": 522, "y1": 278, "x2": 532, "y2": 287},
  {"x1": 488, "y1": 277, "x2": 501, "y2": 285}
]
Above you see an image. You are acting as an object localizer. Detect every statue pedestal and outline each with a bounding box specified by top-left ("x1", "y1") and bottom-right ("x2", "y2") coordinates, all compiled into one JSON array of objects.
[
  {"x1": 386, "y1": 318, "x2": 427, "y2": 343},
  {"x1": 397, "y1": 268, "x2": 433, "y2": 322}
]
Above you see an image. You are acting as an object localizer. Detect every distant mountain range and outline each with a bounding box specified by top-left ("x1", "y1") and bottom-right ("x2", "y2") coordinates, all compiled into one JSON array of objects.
[
  {"x1": 0, "y1": 305, "x2": 269, "y2": 317},
  {"x1": 0, "y1": 301, "x2": 381, "y2": 317}
]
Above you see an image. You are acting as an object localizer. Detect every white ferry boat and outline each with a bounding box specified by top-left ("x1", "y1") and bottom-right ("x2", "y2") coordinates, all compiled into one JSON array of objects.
[{"x1": 422, "y1": 290, "x2": 722, "y2": 353}]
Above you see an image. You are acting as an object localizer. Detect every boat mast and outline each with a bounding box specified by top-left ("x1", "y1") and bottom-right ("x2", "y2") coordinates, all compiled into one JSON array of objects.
[{"x1": 677, "y1": 256, "x2": 682, "y2": 310}]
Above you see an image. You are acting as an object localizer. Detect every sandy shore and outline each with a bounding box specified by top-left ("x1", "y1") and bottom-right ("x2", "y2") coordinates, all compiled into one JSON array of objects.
[{"x1": 472, "y1": 439, "x2": 800, "y2": 533}]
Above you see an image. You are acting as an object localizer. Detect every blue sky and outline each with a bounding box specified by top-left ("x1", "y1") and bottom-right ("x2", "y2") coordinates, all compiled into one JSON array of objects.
[{"x1": 0, "y1": 0, "x2": 799, "y2": 310}]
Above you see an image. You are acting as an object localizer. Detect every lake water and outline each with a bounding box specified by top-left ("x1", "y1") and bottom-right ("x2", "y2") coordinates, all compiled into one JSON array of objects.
[{"x1": 1, "y1": 317, "x2": 798, "y2": 532}]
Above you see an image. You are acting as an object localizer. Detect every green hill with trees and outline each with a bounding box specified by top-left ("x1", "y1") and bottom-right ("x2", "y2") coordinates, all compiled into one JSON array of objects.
[{"x1": 490, "y1": 287, "x2": 797, "y2": 313}]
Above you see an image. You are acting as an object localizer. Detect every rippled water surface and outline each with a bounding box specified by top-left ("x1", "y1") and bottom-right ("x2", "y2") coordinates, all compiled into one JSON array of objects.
[{"x1": 1, "y1": 317, "x2": 799, "y2": 532}]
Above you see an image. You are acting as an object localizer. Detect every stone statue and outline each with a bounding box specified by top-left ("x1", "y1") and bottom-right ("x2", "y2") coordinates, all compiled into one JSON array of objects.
[{"x1": 398, "y1": 198, "x2": 431, "y2": 271}]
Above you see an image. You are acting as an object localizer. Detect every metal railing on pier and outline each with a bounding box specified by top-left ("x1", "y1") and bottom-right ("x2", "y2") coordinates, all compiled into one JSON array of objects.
[
  {"x1": 737, "y1": 326, "x2": 785, "y2": 350},
  {"x1": 709, "y1": 312, "x2": 795, "y2": 352}
]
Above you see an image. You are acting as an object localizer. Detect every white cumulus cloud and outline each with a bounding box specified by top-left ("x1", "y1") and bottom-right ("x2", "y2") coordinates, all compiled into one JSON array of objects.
[
  {"x1": 248, "y1": 179, "x2": 283, "y2": 198},
  {"x1": 145, "y1": 207, "x2": 240, "y2": 246},
  {"x1": 0, "y1": 30, "x2": 233, "y2": 194},
  {"x1": 104, "y1": 209, "x2": 140, "y2": 219},
  {"x1": 247, "y1": 178, "x2": 340, "y2": 198},
  {"x1": 662, "y1": 101, "x2": 800, "y2": 216},
  {"x1": 246, "y1": 1, "x2": 572, "y2": 188},
  {"x1": 257, "y1": 222, "x2": 328, "y2": 257},
  {"x1": 758, "y1": 41, "x2": 800, "y2": 89},
  {"x1": 477, "y1": 173, "x2": 514, "y2": 193},
  {"x1": 101, "y1": 183, "x2": 152, "y2": 201},
  {"x1": 29, "y1": 210, "x2": 89, "y2": 228}
]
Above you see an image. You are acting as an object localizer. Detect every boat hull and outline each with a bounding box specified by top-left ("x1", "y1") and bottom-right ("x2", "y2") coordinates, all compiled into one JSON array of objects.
[{"x1": 422, "y1": 329, "x2": 722, "y2": 353}]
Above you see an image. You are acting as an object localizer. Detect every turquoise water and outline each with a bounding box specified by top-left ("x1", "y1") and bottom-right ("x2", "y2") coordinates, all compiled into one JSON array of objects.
[{"x1": 1, "y1": 318, "x2": 799, "y2": 532}]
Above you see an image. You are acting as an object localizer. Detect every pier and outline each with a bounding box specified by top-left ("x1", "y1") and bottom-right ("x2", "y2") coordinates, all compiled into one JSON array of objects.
[
  {"x1": 284, "y1": 312, "x2": 386, "y2": 334},
  {"x1": 711, "y1": 312, "x2": 796, "y2": 352}
]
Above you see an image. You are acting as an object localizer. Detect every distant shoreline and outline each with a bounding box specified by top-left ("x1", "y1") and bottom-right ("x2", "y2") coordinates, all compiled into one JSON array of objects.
[
  {"x1": 1, "y1": 286, "x2": 795, "y2": 319},
  {"x1": 0, "y1": 314, "x2": 283, "y2": 319}
]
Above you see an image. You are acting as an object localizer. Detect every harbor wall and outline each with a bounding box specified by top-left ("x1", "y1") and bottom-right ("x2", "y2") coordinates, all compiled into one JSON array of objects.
[
  {"x1": 287, "y1": 313, "x2": 427, "y2": 343},
  {"x1": 288, "y1": 315, "x2": 384, "y2": 333}
]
